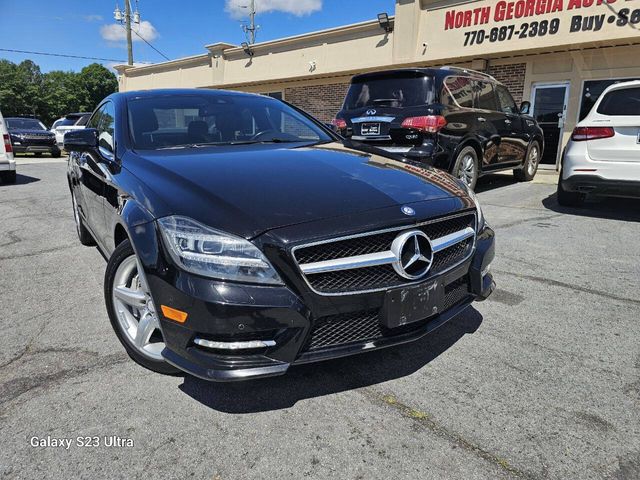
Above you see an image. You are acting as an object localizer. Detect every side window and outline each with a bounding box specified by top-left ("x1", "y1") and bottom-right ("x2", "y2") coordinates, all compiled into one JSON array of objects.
[
  {"x1": 495, "y1": 85, "x2": 518, "y2": 114},
  {"x1": 443, "y1": 76, "x2": 473, "y2": 108},
  {"x1": 474, "y1": 81, "x2": 497, "y2": 111},
  {"x1": 86, "y1": 108, "x2": 103, "y2": 129},
  {"x1": 98, "y1": 102, "x2": 115, "y2": 153}
]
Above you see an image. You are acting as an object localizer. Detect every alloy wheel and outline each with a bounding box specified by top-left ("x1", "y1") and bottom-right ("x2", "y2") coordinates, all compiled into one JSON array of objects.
[
  {"x1": 457, "y1": 154, "x2": 476, "y2": 187},
  {"x1": 112, "y1": 255, "x2": 165, "y2": 361},
  {"x1": 527, "y1": 145, "x2": 539, "y2": 176}
]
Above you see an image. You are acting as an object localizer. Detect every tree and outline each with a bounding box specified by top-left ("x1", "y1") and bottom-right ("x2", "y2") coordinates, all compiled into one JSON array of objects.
[
  {"x1": 0, "y1": 59, "x2": 118, "y2": 126},
  {"x1": 78, "y1": 63, "x2": 119, "y2": 112}
]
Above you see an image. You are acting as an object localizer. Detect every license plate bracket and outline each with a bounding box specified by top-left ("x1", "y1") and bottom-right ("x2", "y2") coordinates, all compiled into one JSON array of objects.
[
  {"x1": 380, "y1": 279, "x2": 444, "y2": 329},
  {"x1": 361, "y1": 123, "x2": 381, "y2": 136}
]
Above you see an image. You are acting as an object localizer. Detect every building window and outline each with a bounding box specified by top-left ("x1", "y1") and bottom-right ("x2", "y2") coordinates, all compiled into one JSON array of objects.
[
  {"x1": 580, "y1": 78, "x2": 639, "y2": 120},
  {"x1": 264, "y1": 92, "x2": 283, "y2": 100}
]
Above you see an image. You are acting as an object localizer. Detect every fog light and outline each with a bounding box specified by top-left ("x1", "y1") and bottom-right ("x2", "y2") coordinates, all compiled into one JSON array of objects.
[{"x1": 194, "y1": 338, "x2": 276, "y2": 350}]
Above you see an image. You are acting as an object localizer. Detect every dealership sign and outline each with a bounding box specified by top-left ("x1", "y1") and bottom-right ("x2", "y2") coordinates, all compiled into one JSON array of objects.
[{"x1": 423, "y1": 0, "x2": 640, "y2": 55}]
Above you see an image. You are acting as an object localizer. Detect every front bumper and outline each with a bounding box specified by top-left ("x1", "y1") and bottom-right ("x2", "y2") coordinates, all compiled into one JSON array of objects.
[
  {"x1": 12, "y1": 144, "x2": 60, "y2": 154},
  {"x1": 147, "y1": 226, "x2": 495, "y2": 382}
]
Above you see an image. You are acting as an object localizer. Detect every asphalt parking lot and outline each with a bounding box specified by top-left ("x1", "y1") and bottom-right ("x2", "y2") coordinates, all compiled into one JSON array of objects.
[{"x1": 1, "y1": 157, "x2": 639, "y2": 480}]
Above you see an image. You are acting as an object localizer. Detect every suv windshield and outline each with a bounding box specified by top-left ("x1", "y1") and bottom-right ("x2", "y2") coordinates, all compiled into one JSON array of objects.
[
  {"x1": 127, "y1": 94, "x2": 332, "y2": 150},
  {"x1": 343, "y1": 73, "x2": 435, "y2": 110},
  {"x1": 57, "y1": 117, "x2": 78, "y2": 127},
  {"x1": 6, "y1": 118, "x2": 46, "y2": 130},
  {"x1": 597, "y1": 87, "x2": 640, "y2": 116}
]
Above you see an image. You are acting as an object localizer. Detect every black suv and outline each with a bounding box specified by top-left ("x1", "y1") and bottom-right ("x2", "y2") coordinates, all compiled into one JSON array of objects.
[
  {"x1": 334, "y1": 67, "x2": 544, "y2": 189},
  {"x1": 5, "y1": 117, "x2": 61, "y2": 157}
]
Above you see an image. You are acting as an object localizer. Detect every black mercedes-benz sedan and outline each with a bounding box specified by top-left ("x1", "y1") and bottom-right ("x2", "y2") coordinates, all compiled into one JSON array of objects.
[{"x1": 65, "y1": 89, "x2": 495, "y2": 382}]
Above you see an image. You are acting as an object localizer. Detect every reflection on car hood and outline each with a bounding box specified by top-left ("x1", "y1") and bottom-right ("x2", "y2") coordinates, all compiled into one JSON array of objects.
[
  {"x1": 9, "y1": 129, "x2": 54, "y2": 136},
  {"x1": 124, "y1": 142, "x2": 469, "y2": 239}
]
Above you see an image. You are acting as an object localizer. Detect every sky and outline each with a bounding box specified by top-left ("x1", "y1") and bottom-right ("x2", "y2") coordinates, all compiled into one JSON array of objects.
[{"x1": 0, "y1": 0, "x2": 396, "y2": 73}]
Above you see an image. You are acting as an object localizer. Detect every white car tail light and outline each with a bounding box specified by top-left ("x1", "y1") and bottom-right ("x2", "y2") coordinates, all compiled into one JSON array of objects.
[{"x1": 571, "y1": 126, "x2": 615, "y2": 141}]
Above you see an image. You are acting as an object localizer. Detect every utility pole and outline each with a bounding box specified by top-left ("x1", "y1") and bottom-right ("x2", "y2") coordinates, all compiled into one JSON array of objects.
[
  {"x1": 242, "y1": 0, "x2": 259, "y2": 44},
  {"x1": 125, "y1": 0, "x2": 133, "y2": 65},
  {"x1": 114, "y1": 1, "x2": 141, "y2": 65}
]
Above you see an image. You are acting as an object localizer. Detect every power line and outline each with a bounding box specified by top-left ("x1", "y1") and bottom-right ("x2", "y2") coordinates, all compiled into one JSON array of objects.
[
  {"x1": 0, "y1": 48, "x2": 127, "y2": 63},
  {"x1": 126, "y1": 25, "x2": 171, "y2": 61}
]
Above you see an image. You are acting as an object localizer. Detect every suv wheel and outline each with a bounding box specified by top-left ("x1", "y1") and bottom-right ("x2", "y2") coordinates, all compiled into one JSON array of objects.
[
  {"x1": 514, "y1": 141, "x2": 540, "y2": 182},
  {"x1": 71, "y1": 191, "x2": 96, "y2": 246},
  {"x1": 452, "y1": 146, "x2": 478, "y2": 190},
  {"x1": 556, "y1": 169, "x2": 585, "y2": 207},
  {"x1": 0, "y1": 171, "x2": 17, "y2": 184},
  {"x1": 105, "y1": 240, "x2": 180, "y2": 375}
]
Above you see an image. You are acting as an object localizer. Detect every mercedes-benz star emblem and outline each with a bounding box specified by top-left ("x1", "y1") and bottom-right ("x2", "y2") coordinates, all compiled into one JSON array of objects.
[
  {"x1": 401, "y1": 206, "x2": 416, "y2": 216},
  {"x1": 366, "y1": 109, "x2": 377, "y2": 116},
  {"x1": 391, "y1": 230, "x2": 434, "y2": 280}
]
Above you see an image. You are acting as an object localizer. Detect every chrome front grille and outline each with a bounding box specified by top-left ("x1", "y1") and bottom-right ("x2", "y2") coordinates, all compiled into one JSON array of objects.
[{"x1": 293, "y1": 211, "x2": 476, "y2": 295}]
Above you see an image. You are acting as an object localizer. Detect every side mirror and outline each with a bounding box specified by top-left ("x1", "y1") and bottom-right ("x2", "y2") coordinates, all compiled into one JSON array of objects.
[
  {"x1": 519, "y1": 101, "x2": 531, "y2": 115},
  {"x1": 64, "y1": 128, "x2": 98, "y2": 152}
]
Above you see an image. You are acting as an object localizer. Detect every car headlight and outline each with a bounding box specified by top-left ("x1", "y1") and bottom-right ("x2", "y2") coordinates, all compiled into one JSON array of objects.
[
  {"x1": 466, "y1": 188, "x2": 486, "y2": 231},
  {"x1": 157, "y1": 216, "x2": 283, "y2": 285}
]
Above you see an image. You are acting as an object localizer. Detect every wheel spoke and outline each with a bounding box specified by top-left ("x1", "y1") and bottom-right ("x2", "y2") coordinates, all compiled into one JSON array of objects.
[
  {"x1": 134, "y1": 313, "x2": 158, "y2": 348},
  {"x1": 113, "y1": 285, "x2": 146, "y2": 309}
]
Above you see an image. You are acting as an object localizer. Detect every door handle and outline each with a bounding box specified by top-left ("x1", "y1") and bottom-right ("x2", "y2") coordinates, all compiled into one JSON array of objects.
[
  {"x1": 504, "y1": 119, "x2": 512, "y2": 125},
  {"x1": 477, "y1": 117, "x2": 486, "y2": 123}
]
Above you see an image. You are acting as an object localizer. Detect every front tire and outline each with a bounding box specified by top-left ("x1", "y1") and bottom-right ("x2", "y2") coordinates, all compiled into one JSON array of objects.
[
  {"x1": 452, "y1": 146, "x2": 479, "y2": 190},
  {"x1": 514, "y1": 141, "x2": 540, "y2": 182},
  {"x1": 0, "y1": 170, "x2": 17, "y2": 184},
  {"x1": 556, "y1": 170, "x2": 586, "y2": 207},
  {"x1": 105, "y1": 240, "x2": 180, "y2": 375},
  {"x1": 51, "y1": 149, "x2": 61, "y2": 158}
]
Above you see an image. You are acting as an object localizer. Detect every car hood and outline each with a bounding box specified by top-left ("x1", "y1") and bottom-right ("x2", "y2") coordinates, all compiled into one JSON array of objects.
[
  {"x1": 123, "y1": 142, "x2": 469, "y2": 239},
  {"x1": 9, "y1": 129, "x2": 54, "y2": 136}
]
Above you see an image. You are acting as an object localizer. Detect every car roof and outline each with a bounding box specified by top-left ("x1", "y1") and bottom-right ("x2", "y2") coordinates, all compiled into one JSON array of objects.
[
  {"x1": 351, "y1": 67, "x2": 498, "y2": 84},
  {"x1": 599, "y1": 80, "x2": 640, "y2": 94},
  {"x1": 113, "y1": 88, "x2": 268, "y2": 101}
]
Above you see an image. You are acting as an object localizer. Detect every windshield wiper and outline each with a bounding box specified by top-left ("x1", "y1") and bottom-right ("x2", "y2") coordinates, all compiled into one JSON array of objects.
[{"x1": 225, "y1": 138, "x2": 298, "y2": 145}]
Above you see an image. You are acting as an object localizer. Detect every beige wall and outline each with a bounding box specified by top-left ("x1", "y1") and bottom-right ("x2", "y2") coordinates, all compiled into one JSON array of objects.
[
  {"x1": 116, "y1": 0, "x2": 640, "y2": 163},
  {"x1": 521, "y1": 45, "x2": 640, "y2": 155},
  {"x1": 118, "y1": 0, "x2": 640, "y2": 92}
]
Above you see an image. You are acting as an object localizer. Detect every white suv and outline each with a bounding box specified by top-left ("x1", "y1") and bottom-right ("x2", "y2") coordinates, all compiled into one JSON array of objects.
[
  {"x1": 558, "y1": 80, "x2": 640, "y2": 206},
  {"x1": 0, "y1": 108, "x2": 16, "y2": 184}
]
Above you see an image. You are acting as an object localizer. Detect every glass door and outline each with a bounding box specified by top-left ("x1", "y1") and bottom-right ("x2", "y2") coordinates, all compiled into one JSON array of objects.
[{"x1": 531, "y1": 83, "x2": 570, "y2": 166}]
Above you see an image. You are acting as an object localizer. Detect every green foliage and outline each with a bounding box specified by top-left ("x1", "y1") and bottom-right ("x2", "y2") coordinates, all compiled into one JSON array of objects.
[{"x1": 0, "y1": 59, "x2": 118, "y2": 127}]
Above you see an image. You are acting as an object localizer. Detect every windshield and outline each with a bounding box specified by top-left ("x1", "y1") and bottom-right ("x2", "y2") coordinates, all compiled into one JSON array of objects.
[
  {"x1": 56, "y1": 118, "x2": 78, "y2": 127},
  {"x1": 6, "y1": 118, "x2": 47, "y2": 130},
  {"x1": 343, "y1": 73, "x2": 435, "y2": 110},
  {"x1": 75, "y1": 114, "x2": 91, "y2": 126},
  {"x1": 127, "y1": 94, "x2": 332, "y2": 150}
]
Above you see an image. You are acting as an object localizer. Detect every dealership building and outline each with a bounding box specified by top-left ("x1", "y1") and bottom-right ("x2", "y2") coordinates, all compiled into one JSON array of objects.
[{"x1": 116, "y1": 0, "x2": 640, "y2": 167}]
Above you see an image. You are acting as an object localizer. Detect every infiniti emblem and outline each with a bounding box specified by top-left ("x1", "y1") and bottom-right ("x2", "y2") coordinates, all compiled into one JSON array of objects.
[
  {"x1": 391, "y1": 230, "x2": 434, "y2": 280},
  {"x1": 366, "y1": 109, "x2": 377, "y2": 116},
  {"x1": 401, "y1": 206, "x2": 416, "y2": 216}
]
